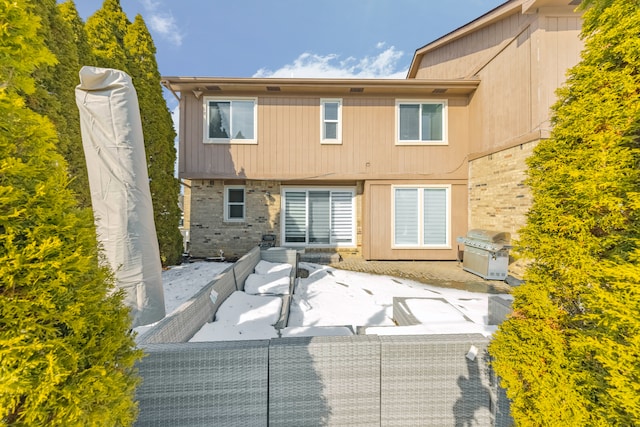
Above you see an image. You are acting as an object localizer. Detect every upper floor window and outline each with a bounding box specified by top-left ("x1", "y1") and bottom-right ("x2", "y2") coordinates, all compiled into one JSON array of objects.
[
  {"x1": 204, "y1": 97, "x2": 256, "y2": 144},
  {"x1": 396, "y1": 100, "x2": 447, "y2": 145},
  {"x1": 321, "y1": 99, "x2": 342, "y2": 144},
  {"x1": 224, "y1": 186, "x2": 245, "y2": 222}
]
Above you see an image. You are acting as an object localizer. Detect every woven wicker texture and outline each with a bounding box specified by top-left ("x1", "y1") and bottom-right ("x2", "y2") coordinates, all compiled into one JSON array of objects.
[
  {"x1": 135, "y1": 341, "x2": 269, "y2": 427},
  {"x1": 380, "y1": 334, "x2": 493, "y2": 426},
  {"x1": 488, "y1": 296, "x2": 513, "y2": 326},
  {"x1": 268, "y1": 335, "x2": 381, "y2": 426},
  {"x1": 136, "y1": 248, "x2": 299, "y2": 345},
  {"x1": 136, "y1": 266, "x2": 236, "y2": 344}
]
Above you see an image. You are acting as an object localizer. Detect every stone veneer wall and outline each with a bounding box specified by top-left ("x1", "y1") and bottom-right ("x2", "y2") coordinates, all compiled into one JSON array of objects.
[
  {"x1": 186, "y1": 180, "x2": 363, "y2": 260},
  {"x1": 188, "y1": 180, "x2": 281, "y2": 259},
  {"x1": 468, "y1": 141, "x2": 538, "y2": 278}
]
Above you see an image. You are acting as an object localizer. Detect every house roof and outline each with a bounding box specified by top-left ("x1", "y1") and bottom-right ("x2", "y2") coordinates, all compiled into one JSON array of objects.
[
  {"x1": 160, "y1": 76, "x2": 480, "y2": 100},
  {"x1": 407, "y1": 0, "x2": 581, "y2": 78}
]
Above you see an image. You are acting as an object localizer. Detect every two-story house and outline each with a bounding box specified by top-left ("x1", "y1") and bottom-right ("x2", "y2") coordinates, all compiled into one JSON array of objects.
[{"x1": 162, "y1": 0, "x2": 583, "y2": 263}]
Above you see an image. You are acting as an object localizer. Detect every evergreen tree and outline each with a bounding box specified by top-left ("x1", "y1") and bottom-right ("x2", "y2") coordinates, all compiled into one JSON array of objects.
[
  {"x1": 125, "y1": 15, "x2": 183, "y2": 266},
  {"x1": 0, "y1": 1, "x2": 141, "y2": 425},
  {"x1": 489, "y1": 0, "x2": 640, "y2": 424},
  {"x1": 84, "y1": 0, "x2": 130, "y2": 72},
  {"x1": 27, "y1": 0, "x2": 91, "y2": 207},
  {"x1": 59, "y1": 1, "x2": 95, "y2": 68}
]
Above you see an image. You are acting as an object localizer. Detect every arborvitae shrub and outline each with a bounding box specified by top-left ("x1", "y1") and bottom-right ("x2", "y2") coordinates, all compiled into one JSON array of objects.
[
  {"x1": 489, "y1": 0, "x2": 640, "y2": 424},
  {"x1": 0, "y1": 1, "x2": 142, "y2": 425}
]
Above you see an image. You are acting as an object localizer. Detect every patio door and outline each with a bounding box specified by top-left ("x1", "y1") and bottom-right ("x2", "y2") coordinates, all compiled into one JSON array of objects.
[{"x1": 282, "y1": 188, "x2": 355, "y2": 247}]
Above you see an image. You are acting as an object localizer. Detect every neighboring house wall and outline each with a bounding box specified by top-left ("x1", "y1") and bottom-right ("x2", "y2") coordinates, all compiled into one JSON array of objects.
[
  {"x1": 468, "y1": 141, "x2": 535, "y2": 236},
  {"x1": 414, "y1": 8, "x2": 528, "y2": 81},
  {"x1": 412, "y1": 2, "x2": 582, "y2": 245}
]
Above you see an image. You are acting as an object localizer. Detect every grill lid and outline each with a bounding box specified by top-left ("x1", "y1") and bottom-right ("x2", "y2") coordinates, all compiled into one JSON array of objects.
[
  {"x1": 456, "y1": 229, "x2": 512, "y2": 252},
  {"x1": 464, "y1": 229, "x2": 511, "y2": 244}
]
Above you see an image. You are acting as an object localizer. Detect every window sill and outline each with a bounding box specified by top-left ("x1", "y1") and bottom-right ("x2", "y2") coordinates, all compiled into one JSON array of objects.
[
  {"x1": 204, "y1": 140, "x2": 257, "y2": 145},
  {"x1": 395, "y1": 141, "x2": 448, "y2": 146},
  {"x1": 391, "y1": 245, "x2": 451, "y2": 250}
]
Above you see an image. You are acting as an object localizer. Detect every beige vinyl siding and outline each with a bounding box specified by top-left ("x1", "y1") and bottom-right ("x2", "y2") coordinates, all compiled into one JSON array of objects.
[
  {"x1": 179, "y1": 94, "x2": 470, "y2": 182},
  {"x1": 467, "y1": 25, "x2": 533, "y2": 154},
  {"x1": 414, "y1": 10, "x2": 582, "y2": 155},
  {"x1": 533, "y1": 15, "x2": 582, "y2": 133},
  {"x1": 414, "y1": 12, "x2": 528, "y2": 80},
  {"x1": 363, "y1": 181, "x2": 467, "y2": 260}
]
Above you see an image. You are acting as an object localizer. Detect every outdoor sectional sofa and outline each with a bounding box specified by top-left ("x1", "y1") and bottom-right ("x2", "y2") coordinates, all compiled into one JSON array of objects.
[{"x1": 134, "y1": 246, "x2": 512, "y2": 426}]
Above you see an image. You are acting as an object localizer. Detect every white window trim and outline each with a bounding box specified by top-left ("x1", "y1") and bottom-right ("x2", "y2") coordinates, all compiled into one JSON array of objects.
[
  {"x1": 391, "y1": 184, "x2": 451, "y2": 249},
  {"x1": 203, "y1": 97, "x2": 257, "y2": 144},
  {"x1": 320, "y1": 98, "x2": 342, "y2": 145},
  {"x1": 395, "y1": 99, "x2": 448, "y2": 146},
  {"x1": 280, "y1": 187, "x2": 356, "y2": 248},
  {"x1": 224, "y1": 185, "x2": 245, "y2": 222}
]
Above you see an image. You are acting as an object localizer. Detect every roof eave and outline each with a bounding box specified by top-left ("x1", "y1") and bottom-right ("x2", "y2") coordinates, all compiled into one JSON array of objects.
[{"x1": 160, "y1": 76, "x2": 481, "y2": 97}]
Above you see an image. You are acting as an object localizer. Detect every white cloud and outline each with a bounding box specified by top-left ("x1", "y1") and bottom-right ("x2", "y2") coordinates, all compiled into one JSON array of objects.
[
  {"x1": 253, "y1": 45, "x2": 408, "y2": 79},
  {"x1": 140, "y1": 0, "x2": 183, "y2": 47}
]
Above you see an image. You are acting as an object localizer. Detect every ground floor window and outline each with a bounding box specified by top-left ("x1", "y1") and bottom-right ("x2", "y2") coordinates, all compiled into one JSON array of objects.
[
  {"x1": 282, "y1": 188, "x2": 355, "y2": 246},
  {"x1": 393, "y1": 185, "x2": 450, "y2": 248},
  {"x1": 224, "y1": 185, "x2": 245, "y2": 222}
]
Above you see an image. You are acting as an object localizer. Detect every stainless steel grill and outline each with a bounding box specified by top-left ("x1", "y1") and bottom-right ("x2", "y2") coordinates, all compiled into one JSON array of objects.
[{"x1": 456, "y1": 229, "x2": 511, "y2": 280}]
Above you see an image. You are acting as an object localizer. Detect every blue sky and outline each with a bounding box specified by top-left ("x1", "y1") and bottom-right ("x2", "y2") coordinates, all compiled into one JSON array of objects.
[{"x1": 74, "y1": 0, "x2": 506, "y2": 80}]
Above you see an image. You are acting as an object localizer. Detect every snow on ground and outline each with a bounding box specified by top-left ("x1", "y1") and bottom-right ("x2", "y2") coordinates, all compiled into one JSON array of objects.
[
  {"x1": 160, "y1": 261, "x2": 231, "y2": 314},
  {"x1": 146, "y1": 260, "x2": 512, "y2": 341}
]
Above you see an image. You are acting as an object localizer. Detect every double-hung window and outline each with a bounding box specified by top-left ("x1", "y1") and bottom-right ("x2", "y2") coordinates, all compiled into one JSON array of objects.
[
  {"x1": 320, "y1": 99, "x2": 342, "y2": 144},
  {"x1": 393, "y1": 186, "x2": 450, "y2": 248},
  {"x1": 397, "y1": 100, "x2": 447, "y2": 144},
  {"x1": 224, "y1": 186, "x2": 245, "y2": 222},
  {"x1": 204, "y1": 97, "x2": 256, "y2": 143},
  {"x1": 282, "y1": 188, "x2": 355, "y2": 246}
]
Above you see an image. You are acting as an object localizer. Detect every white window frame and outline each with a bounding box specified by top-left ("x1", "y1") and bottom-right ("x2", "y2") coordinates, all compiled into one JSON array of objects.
[
  {"x1": 391, "y1": 185, "x2": 451, "y2": 249},
  {"x1": 224, "y1": 185, "x2": 245, "y2": 222},
  {"x1": 280, "y1": 187, "x2": 356, "y2": 248},
  {"x1": 203, "y1": 97, "x2": 257, "y2": 144},
  {"x1": 396, "y1": 99, "x2": 448, "y2": 145},
  {"x1": 320, "y1": 98, "x2": 342, "y2": 144}
]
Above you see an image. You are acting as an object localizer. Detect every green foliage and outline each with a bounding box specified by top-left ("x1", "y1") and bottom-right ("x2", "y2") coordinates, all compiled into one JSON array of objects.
[
  {"x1": 490, "y1": 0, "x2": 640, "y2": 424},
  {"x1": 0, "y1": 1, "x2": 56, "y2": 94},
  {"x1": 125, "y1": 15, "x2": 183, "y2": 266},
  {"x1": 84, "y1": 0, "x2": 130, "y2": 72},
  {"x1": 27, "y1": 0, "x2": 92, "y2": 207},
  {"x1": 0, "y1": 1, "x2": 141, "y2": 425},
  {"x1": 59, "y1": 1, "x2": 96, "y2": 68}
]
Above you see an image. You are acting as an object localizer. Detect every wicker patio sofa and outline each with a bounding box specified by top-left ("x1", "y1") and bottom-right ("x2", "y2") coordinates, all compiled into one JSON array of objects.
[
  {"x1": 135, "y1": 246, "x2": 298, "y2": 345},
  {"x1": 134, "y1": 246, "x2": 513, "y2": 426}
]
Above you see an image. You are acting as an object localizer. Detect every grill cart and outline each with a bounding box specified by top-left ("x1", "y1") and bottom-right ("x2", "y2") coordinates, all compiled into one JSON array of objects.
[{"x1": 457, "y1": 229, "x2": 512, "y2": 280}]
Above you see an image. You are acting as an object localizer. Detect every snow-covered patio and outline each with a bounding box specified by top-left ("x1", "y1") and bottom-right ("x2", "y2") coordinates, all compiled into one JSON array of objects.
[
  {"x1": 134, "y1": 250, "x2": 514, "y2": 426},
  {"x1": 140, "y1": 258, "x2": 511, "y2": 340}
]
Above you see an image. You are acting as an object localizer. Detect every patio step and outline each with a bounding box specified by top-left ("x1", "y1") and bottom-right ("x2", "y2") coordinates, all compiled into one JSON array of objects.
[{"x1": 299, "y1": 252, "x2": 341, "y2": 265}]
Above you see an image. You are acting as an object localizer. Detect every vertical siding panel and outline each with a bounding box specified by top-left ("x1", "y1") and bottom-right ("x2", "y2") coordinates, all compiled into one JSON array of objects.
[
  {"x1": 274, "y1": 98, "x2": 283, "y2": 178},
  {"x1": 256, "y1": 100, "x2": 265, "y2": 176},
  {"x1": 192, "y1": 96, "x2": 204, "y2": 176},
  {"x1": 278, "y1": 98, "x2": 290, "y2": 177},
  {"x1": 306, "y1": 98, "x2": 318, "y2": 178}
]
